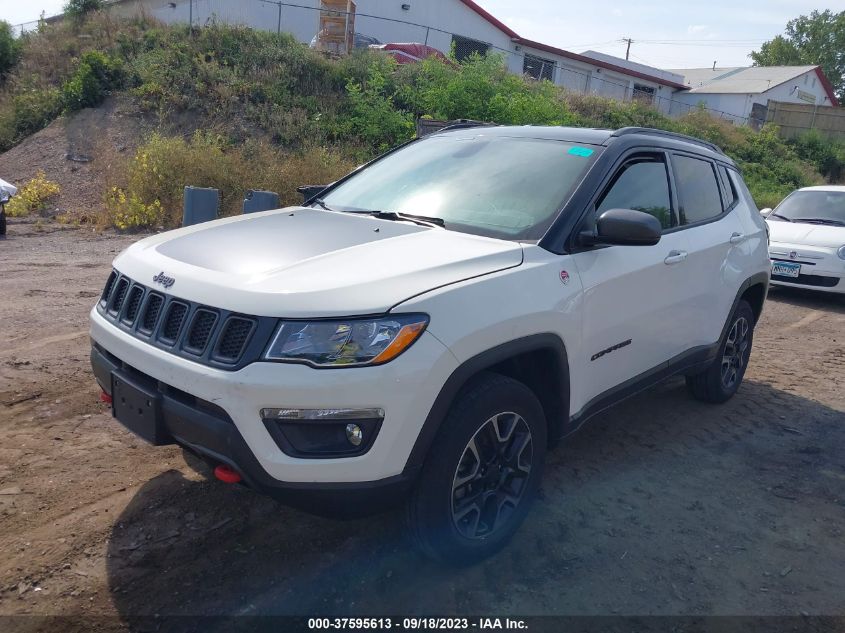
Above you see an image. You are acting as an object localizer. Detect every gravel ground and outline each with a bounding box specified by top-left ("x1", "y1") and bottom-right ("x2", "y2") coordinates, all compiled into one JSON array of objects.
[{"x1": 0, "y1": 219, "x2": 843, "y2": 629}]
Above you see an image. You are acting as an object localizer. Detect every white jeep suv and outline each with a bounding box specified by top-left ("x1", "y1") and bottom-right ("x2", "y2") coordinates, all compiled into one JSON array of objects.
[{"x1": 90, "y1": 126, "x2": 770, "y2": 562}]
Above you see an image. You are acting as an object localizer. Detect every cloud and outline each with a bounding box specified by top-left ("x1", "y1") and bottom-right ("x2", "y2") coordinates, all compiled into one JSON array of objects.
[{"x1": 687, "y1": 24, "x2": 709, "y2": 34}]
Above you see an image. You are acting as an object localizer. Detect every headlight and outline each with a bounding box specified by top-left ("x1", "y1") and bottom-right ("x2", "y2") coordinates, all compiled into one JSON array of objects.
[
  {"x1": 838, "y1": 245, "x2": 845, "y2": 260},
  {"x1": 264, "y1": 314, "x2": 429, "y2": 367}
]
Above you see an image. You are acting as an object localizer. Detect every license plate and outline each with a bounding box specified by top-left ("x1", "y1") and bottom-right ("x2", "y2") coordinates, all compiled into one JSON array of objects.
[
  {"x1": 772, "y1": 261, "x2": 801, "y2": 278},
  {"x1": 111, "y1": 371, "x2": 167, "y2": 445}
]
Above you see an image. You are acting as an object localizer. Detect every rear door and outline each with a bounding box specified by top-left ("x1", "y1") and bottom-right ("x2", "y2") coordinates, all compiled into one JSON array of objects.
[
  {"x1": 571, "y1": 150, "x2": 695, "y2": 406},
  {"x1": 669, "y1": 154, "x2": 747, "y2": 348}
]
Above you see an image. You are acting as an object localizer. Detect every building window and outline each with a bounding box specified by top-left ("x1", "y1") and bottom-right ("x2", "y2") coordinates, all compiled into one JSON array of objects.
[
  {"x1": 451, "y1": 35, "x2": 490, "y2": 62},
  {"x1": 632, "y1": 83, "x2": 656, "y2": 103},
  {"x1": 523, "y1": 54, "x2": 555, "y2": 81}
]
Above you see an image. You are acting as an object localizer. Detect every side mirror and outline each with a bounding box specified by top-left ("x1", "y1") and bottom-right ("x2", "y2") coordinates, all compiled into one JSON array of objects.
[
  {"x1": 582, "y1": 208, "x2": 662, "y2": 246},
  {"x1": 759, "y1": 207, "x2": 773, "y2": 217}
]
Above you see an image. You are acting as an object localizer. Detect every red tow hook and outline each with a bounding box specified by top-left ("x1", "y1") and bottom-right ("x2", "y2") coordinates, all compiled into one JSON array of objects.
[
  {"x1": 214, "y1": 464, "x2": 242, "y2": 484},
  {"x1": 100, "y1": 391, "x2": 113, "y2": 405}
]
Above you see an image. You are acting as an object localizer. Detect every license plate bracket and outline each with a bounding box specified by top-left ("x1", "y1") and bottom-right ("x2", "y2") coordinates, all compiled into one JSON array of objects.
[
  {"x1": 772, "y1": 261, "x2": 801, "y2": 278},
  {"x1": 111, "y1": 371, "x2": 169, "y2": 445}
]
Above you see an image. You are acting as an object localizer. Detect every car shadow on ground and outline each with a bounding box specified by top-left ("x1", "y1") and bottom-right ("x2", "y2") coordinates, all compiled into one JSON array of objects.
[
  {"x1": 105, "y1": 377, "x2": 845, "y2": 626},
  {"x1": 767, "y1": 285, "x2": 845, "y2": 314}
]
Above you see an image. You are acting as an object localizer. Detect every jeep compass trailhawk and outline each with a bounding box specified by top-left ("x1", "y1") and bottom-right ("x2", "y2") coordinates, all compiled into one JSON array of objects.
[{"x1": 90, "y1": 126, "x2": 770, "y2": 562}]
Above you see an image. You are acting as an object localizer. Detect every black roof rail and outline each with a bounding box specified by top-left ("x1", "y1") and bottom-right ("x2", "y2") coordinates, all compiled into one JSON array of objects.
[
  {"x1": 611, "y1": 127, "x2": 725, "y2": 155},
  {"x1": 437, "y1": 119, "x2": 497, "y2": 132}
]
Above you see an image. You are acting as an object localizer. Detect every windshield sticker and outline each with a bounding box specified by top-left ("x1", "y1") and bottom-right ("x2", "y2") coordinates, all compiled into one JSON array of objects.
[{"x1": 568, "y1": 146, "x2": 595, "y2": 158}]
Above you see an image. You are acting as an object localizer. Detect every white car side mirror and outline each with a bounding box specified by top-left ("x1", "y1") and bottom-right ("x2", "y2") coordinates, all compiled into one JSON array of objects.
[{"x1": 760, "y1": 208, "x2": 773, "y2": 217}]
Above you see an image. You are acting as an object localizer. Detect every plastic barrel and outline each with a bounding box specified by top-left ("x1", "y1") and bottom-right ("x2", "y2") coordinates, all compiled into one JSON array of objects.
[
  {"x1": 182, "y1": 186, "x2": 219, "y2": 227},
  {"x1": 243, "y1": 190, "x2": 280, "y2": 214}
]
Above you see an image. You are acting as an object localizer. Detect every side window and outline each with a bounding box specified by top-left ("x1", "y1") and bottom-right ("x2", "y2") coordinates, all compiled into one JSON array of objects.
[
  {"x1": 728, "y1": 169, "x2": 759, "y2": 212},
  {"x1": 597, "y1": 155, "x2": 675, "y2": 229},
  {"x1": 673, "y1": 155, "x2": 723, "y2": 224},
  {"x1": 717, "y1": 165, "x2": 738, "y2": 210}
]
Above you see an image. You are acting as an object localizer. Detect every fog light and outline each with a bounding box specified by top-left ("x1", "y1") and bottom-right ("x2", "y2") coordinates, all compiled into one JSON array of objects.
[
  {"x1": 346, "y1": 423, "x2": 363, "y2": 446},
  {"x1": 260, "y1": 407, "x2": 384, "y2": 458}
]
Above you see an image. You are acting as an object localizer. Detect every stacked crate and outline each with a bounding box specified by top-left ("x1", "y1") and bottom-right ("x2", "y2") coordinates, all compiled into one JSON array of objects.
[{"x1": 317, "y1": 0, "x2": 356, "y2": 55}]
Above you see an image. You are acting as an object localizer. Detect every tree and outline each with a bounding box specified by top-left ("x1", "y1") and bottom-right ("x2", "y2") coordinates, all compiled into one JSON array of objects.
[
  {"x1": 0, "y1": 20, "x2": 20, "y2": 81},
  {"x1": 751, "y1": 10, "x2": 845, "y2": 101},
  {"x1": 63, "y1": 0, "x2": 103, "y2": 22}
]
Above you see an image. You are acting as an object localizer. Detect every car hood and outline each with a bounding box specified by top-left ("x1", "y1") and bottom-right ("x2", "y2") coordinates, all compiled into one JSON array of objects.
[
  {"x1": 767, "y1": 219, "x2": 845, "y2": 248},
  {"x1": 113, "y1": 207, "x2": 523, "y2": 317}
]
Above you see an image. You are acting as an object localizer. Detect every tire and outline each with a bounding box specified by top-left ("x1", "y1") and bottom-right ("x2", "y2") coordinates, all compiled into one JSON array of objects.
[
  {"x1": 0, "y1": 207, "x2": 6, "y2": 236},
  {"x1": 406, "y1": 372, "x2": 547, "y2": 564},
  {"x1": 686, "y1": 299, "x2": 755, "y2": 404}
]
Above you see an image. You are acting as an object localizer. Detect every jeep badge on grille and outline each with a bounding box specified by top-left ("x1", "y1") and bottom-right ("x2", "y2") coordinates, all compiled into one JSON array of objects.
[{"x1": 152, "y1": 272, "x2": 175, "y2": 289}]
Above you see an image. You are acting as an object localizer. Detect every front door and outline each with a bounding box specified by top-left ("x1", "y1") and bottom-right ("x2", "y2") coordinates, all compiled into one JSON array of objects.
[{"x1": 571, "y1": 152, "x2": 695, "y2": 410}]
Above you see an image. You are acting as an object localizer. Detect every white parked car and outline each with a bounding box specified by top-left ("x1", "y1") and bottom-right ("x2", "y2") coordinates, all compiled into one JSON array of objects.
[
  {"x1": 0, "y1": 177, "x2": 16, "y2": 236},
  {"x1": 763, "y1": 186, "x2": 845, "y2": 294},
  {"x1": 90, "y1": 126, "x2": 770, "y2": 562}
]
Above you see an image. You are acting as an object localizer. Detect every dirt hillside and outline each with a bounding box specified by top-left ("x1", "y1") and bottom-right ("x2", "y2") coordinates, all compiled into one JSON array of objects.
[{"x1": 0, "y1": 97, "x2": 150, "y2": 219}]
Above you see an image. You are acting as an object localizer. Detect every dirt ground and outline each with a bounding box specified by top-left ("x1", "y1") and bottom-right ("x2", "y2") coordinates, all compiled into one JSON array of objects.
[{"x1": 0, "y1": 219, "x2": 844, "y2": 629}]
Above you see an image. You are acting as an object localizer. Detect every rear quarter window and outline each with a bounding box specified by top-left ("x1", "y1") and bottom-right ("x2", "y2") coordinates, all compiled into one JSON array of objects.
[{"x1": 673, "y1": 155, "x2": 723, "y2": 225}]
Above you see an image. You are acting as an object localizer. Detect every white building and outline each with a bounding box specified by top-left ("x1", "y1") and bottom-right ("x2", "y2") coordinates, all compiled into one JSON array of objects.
[
  {"x1": 668, "y1": 66, "x2": 839, "y2": 124},
  {"x1": 107, "y1": 0, "x2": 689, "y2": 112}
]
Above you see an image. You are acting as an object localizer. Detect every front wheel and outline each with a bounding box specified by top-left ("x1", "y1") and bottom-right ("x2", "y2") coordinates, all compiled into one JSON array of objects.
[
  {"x1": 0, "y1": 206, "x2": 6, "y2": 236},
  {"x1": 686, "y1": 299, "x2": 755, "y2": 403},
  {"x1": 406, "y1": 373, "x2": 547, "y2": 564}
]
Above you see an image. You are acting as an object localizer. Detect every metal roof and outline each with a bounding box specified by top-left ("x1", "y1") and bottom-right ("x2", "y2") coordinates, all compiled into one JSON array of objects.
[{"x1": 669, "y1": 65, "x2": 819, "y2": 94}]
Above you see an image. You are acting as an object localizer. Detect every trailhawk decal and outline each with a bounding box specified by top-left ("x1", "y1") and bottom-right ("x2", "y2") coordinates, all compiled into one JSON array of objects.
[{"x1": 591, "y1": 339, "x2": 632, "y2": 362}]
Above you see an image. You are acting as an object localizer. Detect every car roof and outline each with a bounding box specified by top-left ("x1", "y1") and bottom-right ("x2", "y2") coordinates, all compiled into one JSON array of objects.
[
  {"x1": 433, "y1": 124, "x2": 734, "y2": 166},
  {"x1": 797, "y1": 185, "x2": 845, "y2": 192}
]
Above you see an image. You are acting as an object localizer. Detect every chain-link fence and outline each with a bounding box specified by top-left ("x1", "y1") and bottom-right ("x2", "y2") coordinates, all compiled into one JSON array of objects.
[
  {"x1": 14, "y1": 0, "x2": 749, "y2": 126},
  {"x1": 11, "y1": 20, "x2": 41, "y2": 37}
]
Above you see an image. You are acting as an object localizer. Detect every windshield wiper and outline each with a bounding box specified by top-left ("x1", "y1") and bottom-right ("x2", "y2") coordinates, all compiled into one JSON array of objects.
[
  {"x1": 796, "y1": 217, "x2": 845, "y2": 226},
  {"x1": 364, "y1": 210, "x2": 446, "y2": 229},
  {"x1": 769, "y1": 212, "x2": 792, "y2": 222},
  {"x1": 311, "y1": 198, "x2": 336, "y2": 212}
]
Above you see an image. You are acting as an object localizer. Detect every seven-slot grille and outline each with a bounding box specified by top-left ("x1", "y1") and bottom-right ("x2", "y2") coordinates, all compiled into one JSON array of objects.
[{"x1": 97, "y1": 271, "x2": 259, "y2": 368}]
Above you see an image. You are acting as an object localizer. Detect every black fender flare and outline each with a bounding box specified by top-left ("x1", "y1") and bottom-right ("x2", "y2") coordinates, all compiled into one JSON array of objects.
[{"x1": 402, "y1": 333, "x2": 570, "y2": 475}]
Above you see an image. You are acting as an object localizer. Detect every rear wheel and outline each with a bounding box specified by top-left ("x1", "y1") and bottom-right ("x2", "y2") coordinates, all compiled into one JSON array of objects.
[
  {"x1": 406, "y1": 373, "x2": 547, "y2": 564},
  {"x1": 0, "y1": 206, "x2": 6, "y2": 236},
  {"x1": 686, "y1": 299, "x2": 755, "y2": 403}
]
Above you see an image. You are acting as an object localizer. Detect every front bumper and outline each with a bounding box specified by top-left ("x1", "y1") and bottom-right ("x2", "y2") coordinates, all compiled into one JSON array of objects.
[
  {"x1": 769, "y1": 243, "x2": 845, "y2": 294},
  {"x1": 91, "y1": 343, "x2": 412, "y2": 515},
  {"x1": 90, "y1": 306, "x2": 459, "y2": 501}
]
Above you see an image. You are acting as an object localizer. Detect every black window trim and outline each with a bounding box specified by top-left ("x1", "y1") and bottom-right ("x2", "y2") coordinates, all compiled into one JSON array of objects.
[
  {"x1": 717, "y1": 164, "x2": 740, "y2": 213},
  {"x1": 663, "y1": 151, "x2": 738, "y2": 234},
  {"x1": 567, "y1": 147, "x2": 678, "y2": 253}
]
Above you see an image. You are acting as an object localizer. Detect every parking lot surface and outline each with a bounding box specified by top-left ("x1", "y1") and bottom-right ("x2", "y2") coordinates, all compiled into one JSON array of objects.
[{"x1": 0, "y1": 221, "x2": 843, "y2": 627}]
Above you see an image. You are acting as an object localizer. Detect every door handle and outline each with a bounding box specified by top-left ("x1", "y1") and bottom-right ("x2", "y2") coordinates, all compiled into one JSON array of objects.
[
  {"x1": 664, "y1": 250, "x2": 688, "y2": 265},
  {"x1": 729, "y1": 232, "x2": 746, "y2": 245}
]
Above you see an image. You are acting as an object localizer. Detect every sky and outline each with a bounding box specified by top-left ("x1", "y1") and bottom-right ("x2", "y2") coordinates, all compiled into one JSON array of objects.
[{"x1": 4, "y1": 0, "x2": 845, "y2": 70}]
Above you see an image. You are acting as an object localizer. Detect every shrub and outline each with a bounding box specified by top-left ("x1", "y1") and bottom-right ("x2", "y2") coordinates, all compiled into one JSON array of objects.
[
  {"x1": 106, "y1": 130, "x2": 358, "y2": 229},
  {"x1": 0, "y1": 87, "x2": 63, "y2": 150},
  {"x1": 64, "y1": 0, "x2": 103, "y2": 22},
  {"x1": 62, "y1": 50, "x2": 123, "y2": 110},
  {"x1": 0, "y1": 21, "x2": 20, "y2": 80},
  {"x1": 338, "y1": 65, "x2": 414, "y2": 151},
  {"x1": 790, "y1": 129, "x2": 845, "y2": 182},
  {"x1": 6, "y1": 171, "x2": 61, "y2": 216},
  {"x1": 396, "y1": 54, "x2": 576, "y2": 126}
]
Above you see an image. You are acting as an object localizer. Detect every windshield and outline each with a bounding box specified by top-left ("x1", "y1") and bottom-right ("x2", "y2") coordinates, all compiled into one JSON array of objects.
[
  {"x1": 318, "y1": 134, "x2": 601, "y2": 240},
  {"x1": 773, "y1": 190, "x2": 845, "y2": 225}
]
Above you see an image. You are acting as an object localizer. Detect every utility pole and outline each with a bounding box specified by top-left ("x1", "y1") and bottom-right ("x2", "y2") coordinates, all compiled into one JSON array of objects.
[{"x1": 622, "y1": 37, "x2": 633, "y2": 61}]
